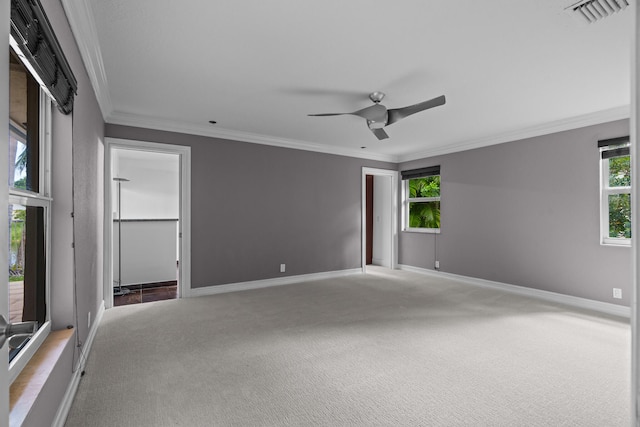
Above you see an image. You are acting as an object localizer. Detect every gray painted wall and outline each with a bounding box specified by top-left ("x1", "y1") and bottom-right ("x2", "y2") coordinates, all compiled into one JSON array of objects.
[
  {"x1": 43, "y1": 0, "x2": 105, "y2": 334},
  {"x1": 105, "y1": 125, "x2": 395, "y2": 287},
  {"x1": 399, "y1": 119, "x2": 631, "y2": 306}
]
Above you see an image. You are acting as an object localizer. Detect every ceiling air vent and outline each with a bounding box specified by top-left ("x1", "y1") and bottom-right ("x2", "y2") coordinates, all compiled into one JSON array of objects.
[{"x1": 567, "y1": 0, "x2": 630, "y2": 23}]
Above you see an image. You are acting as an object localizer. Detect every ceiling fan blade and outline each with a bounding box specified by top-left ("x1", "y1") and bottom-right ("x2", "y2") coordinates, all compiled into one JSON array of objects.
[
  {"x1": 308, "y1": 104, "x2": 387, "y2": 122},
  {"x1": 386, "y1": 95, "x2": 446, "y2": 126},
  {"x1": 370, "y1": 128, "x2": 389, "y2": 140},
  {"x1": 307, "y1": 113, "x2": 349, "y2": 117}
]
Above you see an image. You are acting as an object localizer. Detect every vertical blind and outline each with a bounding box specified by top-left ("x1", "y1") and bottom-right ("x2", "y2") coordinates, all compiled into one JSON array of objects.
[
  {"x1": 401, "y1": 166, "x2": 440, "y2": 180},
  {"x1": 598, "y1": 136, "x2": 630, "y2": 159},
  {"x1": 10, "y1": 0, "x2": 77, "y2": 114}
]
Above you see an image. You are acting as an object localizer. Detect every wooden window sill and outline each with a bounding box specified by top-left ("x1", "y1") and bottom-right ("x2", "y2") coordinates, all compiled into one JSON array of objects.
[{"x1": 9, "y1": 328, "x2": 74, "y2": 426}]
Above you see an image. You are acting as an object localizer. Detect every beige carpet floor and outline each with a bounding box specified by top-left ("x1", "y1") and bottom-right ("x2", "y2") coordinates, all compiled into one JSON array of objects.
[{"x1": 65, "y1": 267, "x2": 630, "y2": 426}]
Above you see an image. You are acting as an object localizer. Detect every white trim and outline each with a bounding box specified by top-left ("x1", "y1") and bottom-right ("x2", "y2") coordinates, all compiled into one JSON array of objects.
[
  {"x1": 52, "y1": 301, "x2": 105, "y2": 427},
  {"x1": 104, "y1": 138, "x2": 191, "y2": 306},
  {"x1": 361, "y1": 168, "x2": 399, "y2": 274},
  {"x1": 1, "y1": 0, "x2": 10, "y2": 422},
  {"x1": 403, "y1": 228, "x2": 441, "y2": 234},
  {"x1": 630, "y1": 3, "x2": 639, "y2": 426},
  {"x1": 602, "y1": 237, "x2": 632, "y2": 247},
  {"x1": 60, "y1": 0, "x2": 112, "y2": 121},
  {"x1": 398, "y1": 264, "x2": 631, "y2": 319},
  {"x1": 107, "y1": 110, "x2": 397, "y2": 163},
  {"x1": 188, "y1": 269, "x2": 361, "y2": 298},
  {"x1": 398, "y1": 106, "x2": 630, "y2": 162}
]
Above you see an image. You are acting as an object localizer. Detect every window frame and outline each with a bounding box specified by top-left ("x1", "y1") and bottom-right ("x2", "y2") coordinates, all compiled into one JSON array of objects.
[
  {"x1": 403, "y1": 174, "x2": 441, "y2": 234},
  {"x1": 7, "y1": 45, "x2": 53, "y2": 384},
  {"x1": 600, "y1": 140, "x2": 631, "y2": 247}
]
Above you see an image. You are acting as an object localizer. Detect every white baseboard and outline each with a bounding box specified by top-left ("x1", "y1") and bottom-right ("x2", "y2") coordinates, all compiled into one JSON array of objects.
[
  {"x1": 52, "y1": 300, "x2": 106, "y2": 427},
  {"x1": 188, "y1": 268, "x2": 362, "y2": 298},
  {"x1": 398, "y1": 264, "x2": 630, "y2": 319}
]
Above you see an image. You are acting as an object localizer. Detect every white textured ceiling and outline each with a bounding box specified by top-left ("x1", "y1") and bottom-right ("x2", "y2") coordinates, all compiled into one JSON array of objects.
[{"x1": 65, "y1": 0, "x2": 633, "y2": 162}]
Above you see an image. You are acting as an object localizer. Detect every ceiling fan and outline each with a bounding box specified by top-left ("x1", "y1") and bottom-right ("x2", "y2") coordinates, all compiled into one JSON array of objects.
[{"x1": 308, "y1": 92, "x2": 446, "y2": 140}]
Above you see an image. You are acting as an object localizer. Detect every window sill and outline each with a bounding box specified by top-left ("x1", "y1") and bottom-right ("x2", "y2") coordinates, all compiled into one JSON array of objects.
[
  {"x1": 601, "y1": 242, "x2": 632, "y2": 247},
  {"x1": 9, "y1": 328, "x2": 74, "y2": 426},
  {"x1": 403, "y1": 228, "x2": 441, "y2": 234},
  {"x1": 601, "y1": 238, "x2": 631, "y2": 247}
]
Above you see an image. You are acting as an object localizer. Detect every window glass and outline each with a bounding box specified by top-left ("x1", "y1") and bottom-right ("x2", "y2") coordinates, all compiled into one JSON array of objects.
[
  {"x1": 608, "y1": 155, "x2": 631, "y2": 187},
  {"x1": 9, "y1": 124, "x2": 27, "y2": 190},
  {"x1": 8, "y1": 204, "x2": 46, "y2": 362},
  {"x1": 608, "y1": 193, "x2": 631, "y2": 239},
  {"x1": 9, "y1": 51, "x2": 39, "y2": 193},
  {"x1": 409, "y1": 176, "x2": 440, "y2": 198},
  {"x1": 409, "y1": 201, "x2": 441, "y2": 229}
]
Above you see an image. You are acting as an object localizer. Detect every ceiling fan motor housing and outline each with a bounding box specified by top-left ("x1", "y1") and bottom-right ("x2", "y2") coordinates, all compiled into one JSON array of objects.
[{"x1": 369, "y1": 91, "x2": 385, "y2": 103}]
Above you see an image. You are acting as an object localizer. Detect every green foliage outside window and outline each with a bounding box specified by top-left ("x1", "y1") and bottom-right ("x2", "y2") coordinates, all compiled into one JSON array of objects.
[
  {"x1": 10, "y1": 208, "x2": 26, "y2": 277},
  {"x1": 609, "y1": 155, "x2": 630, "y2": 187},
  {"x1": 409, "y1": 176, "x2": 440, "y2": 198},
  {"x1": 609, "y1": 194, "x2": 631, "y2": 238},
  {"x1": 608, "y1": 155, "x2": 631, "y2": 239},
  {"x1": 408, "y1": 176, "x2": 440, "y2": 229}
]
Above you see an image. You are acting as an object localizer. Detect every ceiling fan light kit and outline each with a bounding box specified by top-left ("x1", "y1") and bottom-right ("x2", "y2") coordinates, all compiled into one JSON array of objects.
[{"x1": 308, "y1": 92, "x2": 446, "y2": 141}]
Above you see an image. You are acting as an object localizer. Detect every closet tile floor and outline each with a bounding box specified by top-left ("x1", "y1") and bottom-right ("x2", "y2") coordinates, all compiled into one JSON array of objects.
[{"x1": 114, "y1": 281, "x2": 177, "y2": 306}]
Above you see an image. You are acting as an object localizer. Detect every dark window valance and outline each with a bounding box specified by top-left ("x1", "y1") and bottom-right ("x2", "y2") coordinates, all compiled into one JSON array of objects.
[
  {"x1": 401, "y1": 166, "x2": 440, "y2": 180},
  {"x1": 11, "y1": 0, "x2": 77, "y2": 114},
  {"x1": 599, "y1": 136, "x2": 630, "y2": 159}
]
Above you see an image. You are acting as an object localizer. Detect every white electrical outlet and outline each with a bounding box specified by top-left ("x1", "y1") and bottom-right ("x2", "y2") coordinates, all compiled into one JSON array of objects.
[
  {"x1": 88, "y1": 311, "x2": 91, "y2": 328},
  {"x1": 435, "y1": 260, "x2": 440, "y2": 269},
  {"x1": 280, "y1": 264, "x2": 286, "y2": 273},
  {"x1": 613, "y1": 288, "x2": 622, "y2": 299}
]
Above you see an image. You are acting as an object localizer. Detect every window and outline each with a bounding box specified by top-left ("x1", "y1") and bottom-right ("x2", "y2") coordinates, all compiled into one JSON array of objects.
[
  {"x1": 402, "y1": 166, "x2": 441, "y2": 233},
  {"x1": 8, "y1": 47, "x2": 52, "y2": 374},
  {"x1": 8, "y1": 0, "x2": 76, "y2": 382},
  {"x1": 599, "y1": 137, "x2": 631, "y2": 246}
]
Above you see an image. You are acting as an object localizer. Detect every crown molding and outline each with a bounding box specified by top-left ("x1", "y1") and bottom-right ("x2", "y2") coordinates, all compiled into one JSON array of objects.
[
  {"x1": 397, "y1": 105, "x2": 631, "y2": 163},
  {"x1": 107, "y1": 110, "x2": 399, "y2": 163},
  {"x1": 108, "y1": 105, "x2": 629, "y2": 165},
  {"x1": 61, "y1": 0, "x2": 112, "y2": 121}
]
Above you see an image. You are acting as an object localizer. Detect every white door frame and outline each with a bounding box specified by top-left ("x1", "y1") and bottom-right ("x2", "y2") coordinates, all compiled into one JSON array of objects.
[
  {"x1": 104, "y1": 137, "x2": 191, "y2": 308},
  {"x1": 631, "y1": 3, "x2": 639, "y2": 425},
  {"x1": 361, "y1": 167, "x2": 398, "y2": 273},
  {"x1": 0, "y1": 0, "x2": 10, "y2": 424}
]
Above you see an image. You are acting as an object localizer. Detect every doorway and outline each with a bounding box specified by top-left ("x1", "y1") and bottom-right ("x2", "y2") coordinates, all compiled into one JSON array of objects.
[
  {"x1": 361, "y1": 167, "x2": 398, "y2": 272},
  {"x1": 104, "y1": 138, "x2": 191, "y2": 309}
]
